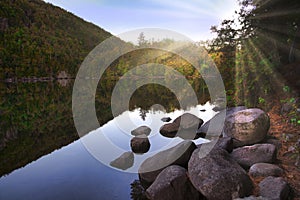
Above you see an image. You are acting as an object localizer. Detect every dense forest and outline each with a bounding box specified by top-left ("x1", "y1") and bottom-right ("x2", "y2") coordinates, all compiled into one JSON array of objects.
[{"x1": 0, "y1": 0, "x2": 112, "y2": 79}]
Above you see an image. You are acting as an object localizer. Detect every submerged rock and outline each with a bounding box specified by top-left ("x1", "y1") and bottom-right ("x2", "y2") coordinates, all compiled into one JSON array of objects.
[{"x1": 110, "y1": 152, "x2": 134, "y2": 170}]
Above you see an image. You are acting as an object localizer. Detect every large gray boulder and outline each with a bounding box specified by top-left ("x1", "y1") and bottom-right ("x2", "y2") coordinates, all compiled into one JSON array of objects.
[
  {"x1": 249, "y1": 163, "x2": 283, "y2": 177},
  {"x1": 146, "y1": 165, "x2": 202, "y2": 200},
  {"x1": 130, "y1": 135, "x2": 151, "y2": 154},
  {"x1": 138, "y1": 141, "x2": 196, "y2": 187},
  {"x1": 110, "y1": 152, "x2": 134, "y2": 170},
  {"x1": 259, "y1": 176, "x2": 291, "y2": 200},
  {"x1": 131, "y1": 126, "x2": 151, "y2": 136},
  {"x1": 197, "y1": 106, "x2": 247, "y2": 137},
  {"x1": 224, "y1": 108, "x2": 270, "y2": 147},
  {"x1": 188, "y1": 148, "x2": 253, "y2": 200},
  {"x1": 231, "y1": 144, "x2": 277, "y2": 169}
]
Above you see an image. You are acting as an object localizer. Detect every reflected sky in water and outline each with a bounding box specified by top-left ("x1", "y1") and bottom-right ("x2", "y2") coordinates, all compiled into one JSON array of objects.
[{"x1": 0, "y1": 102, "x2": 215, "y2": 200}]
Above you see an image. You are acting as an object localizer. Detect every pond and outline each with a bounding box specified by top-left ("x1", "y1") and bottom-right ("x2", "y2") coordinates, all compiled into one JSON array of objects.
[{"x1": 0, "y1": 78, "x2": 217, "y2": 200}]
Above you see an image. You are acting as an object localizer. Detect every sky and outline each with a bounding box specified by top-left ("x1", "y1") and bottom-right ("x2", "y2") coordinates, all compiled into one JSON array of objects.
[{"x1": 43, "y1": 0, "x2": 240, "y2": 42}]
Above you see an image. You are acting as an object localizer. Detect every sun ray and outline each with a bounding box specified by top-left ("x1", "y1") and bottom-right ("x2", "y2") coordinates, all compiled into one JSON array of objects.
[
  {"x1": 251, "y1": 8, "x2": 300, "y2": 19},
  {"x1": 246, "y1": 37, "x2": 288, "y2": 99},
  {"x1": 254, "y1": 23, "x2": 296, "y2": 39}
]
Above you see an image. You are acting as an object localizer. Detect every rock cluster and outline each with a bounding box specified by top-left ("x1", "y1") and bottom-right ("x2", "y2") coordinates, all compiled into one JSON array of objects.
[{"x1": 138, "y1": 107, "x2": 291, "y2": 200}]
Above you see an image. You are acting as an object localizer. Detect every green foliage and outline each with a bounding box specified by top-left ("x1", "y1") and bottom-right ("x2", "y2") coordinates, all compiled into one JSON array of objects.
[
  {"x1": 283, "y1": 85, "x2": 291, "y2": 93},
  {"x1": 258, "y1": 97, "x2": 266, "y2": 104},
  {"x1": 208, "y1": 0, "x2": 300, "y2": 108},
  {"x1": 0, "y1": 0, "x2": 112, "y2": 79}
]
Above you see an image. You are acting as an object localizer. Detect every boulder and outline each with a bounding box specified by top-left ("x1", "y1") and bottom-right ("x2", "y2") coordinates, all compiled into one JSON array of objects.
[
  {"x1": 249, "y1": 163, "x2": 283, "y2": 177},
  {"x1": 173, "y1": 113, "x2": 204, "y2": 129},
  {"x1": 138, "y1": 141, "x2": 196, "y2": 187},
  {"x1": 161, "y1": 117, "x2": 172, "y2": 122},
  {"x1": 130, "y1": 136, "x2": 151, "y2": 154},
  {"x1": 224, "y1": 108, "x2": 270, "y2": 147},
  {"x1": 146, "y1": 165, "x2": 202, "y2": 200},
  {"x1": 131, "y1": 126, "x2": 151, "y2": 136},
  {"x1": 159, "y1": 123, "x2": 180, "y2": 138},
  {"x1": 197, "y1": 106, "x2": 247, "y2": 137},
  {"x1": 259, "y1": 176, "x2": 290, "y2": 200},
  {"x1": 215, "y1": 136, "x2": 234, "y2": 153},
  {"x1": 231, "y1": 144, "x2": 277, "y2": 169},
  {"x1": 160, "y1": 113, "x2": 204, "y2": 139},
  {"x1": 110, "y1": 152, "x2": 134, "y2": 170},
  {"x1": 188, "y1": 148, "x2": 253, "y2": 200}
]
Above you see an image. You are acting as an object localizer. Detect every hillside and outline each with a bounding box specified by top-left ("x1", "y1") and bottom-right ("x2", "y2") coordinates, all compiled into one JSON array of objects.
[{"x1": 0, "y1": 0, "x2": 112, "y2": 79}]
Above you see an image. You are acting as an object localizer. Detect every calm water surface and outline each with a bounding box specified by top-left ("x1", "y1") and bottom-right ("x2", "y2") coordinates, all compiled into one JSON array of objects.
[{"x1": 0, "y1": 79, "x2": 215, "y2": 200}]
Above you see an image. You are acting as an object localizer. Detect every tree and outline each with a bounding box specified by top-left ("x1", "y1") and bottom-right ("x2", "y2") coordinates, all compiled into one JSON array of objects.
[
  {"x1": 209, "y1": 0, "x2": 300, "y2": 107},
  {"x1": 137, "y1": 32, "x2": 148, "y2": 47}
]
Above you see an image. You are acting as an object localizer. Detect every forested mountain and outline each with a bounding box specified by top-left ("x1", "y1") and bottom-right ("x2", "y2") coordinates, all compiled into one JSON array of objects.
[{"x1": 0, "y1": 0, "x2": 112, "y2": 79}]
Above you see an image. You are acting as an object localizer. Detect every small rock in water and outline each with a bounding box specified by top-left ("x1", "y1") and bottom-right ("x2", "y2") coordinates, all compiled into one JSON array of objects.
[
  {"x1": 159, "y1": 123, "x2": 179, "y2": 138},
  {"x1": 131, "y1": 135, "x2": 151, "y2": 154},
  {"x1": 161, "y1": 117, "x2": 172, "y2": 122},
  {"x1": 110, "y1": 152, "x2": 134, "y2": 170},
  {"x1": 200, "y1": 109, "x2": 206, "y2": 112},
  {"x1": 160, "y1": 113, "x2": 204, "y2": 139},
  {"x1": 131, "y1": 126, "x2": 151, "y2": 136}
]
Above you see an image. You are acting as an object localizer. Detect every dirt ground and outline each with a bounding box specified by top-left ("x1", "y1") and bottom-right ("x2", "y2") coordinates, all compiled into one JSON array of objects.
[{"x1": 267, "y1": 103, "x2": 300, "y2": 199}]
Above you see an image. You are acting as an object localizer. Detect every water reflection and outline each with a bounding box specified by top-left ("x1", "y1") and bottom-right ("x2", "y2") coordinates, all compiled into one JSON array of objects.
[
  {"x1": 0, "y1": 98, "x2": 215, "y2": 200},
  {"x1": 0, "y1": 75, "x2": 213, "y2": 199},
  {"x1": 84, "y1": 104, "x2": 215, "y2": 173}
]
